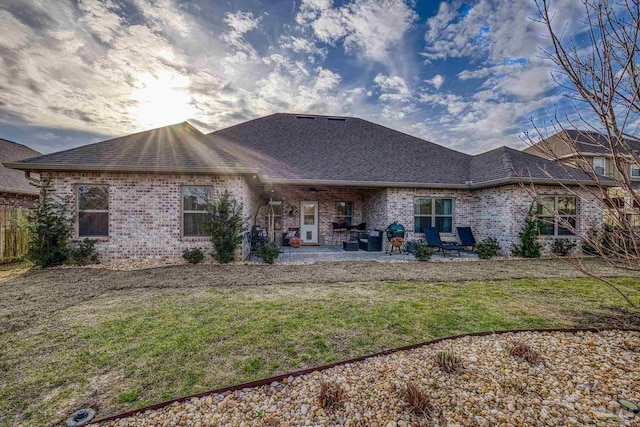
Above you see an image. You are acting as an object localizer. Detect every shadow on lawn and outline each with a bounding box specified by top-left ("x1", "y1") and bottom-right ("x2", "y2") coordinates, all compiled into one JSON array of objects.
[{"x1": 574, "y1": 306, "x2": 640, "y2": 329}]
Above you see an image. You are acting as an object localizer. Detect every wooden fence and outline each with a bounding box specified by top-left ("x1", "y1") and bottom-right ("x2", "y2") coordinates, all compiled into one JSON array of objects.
[{"x1": 0, "y1": 208, "x2": 29, "y2": 262}]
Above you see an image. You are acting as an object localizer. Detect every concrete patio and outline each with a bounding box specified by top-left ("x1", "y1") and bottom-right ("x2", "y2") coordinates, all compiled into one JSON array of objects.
[{"x1": 250, "y1": 245, "x2": 479, "y2": 263}]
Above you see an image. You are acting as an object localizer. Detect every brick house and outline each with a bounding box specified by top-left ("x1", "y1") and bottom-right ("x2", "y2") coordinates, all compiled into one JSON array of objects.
[
  {"x1": 524, "y1": 129, "x2": 640, "y2": 227},
  {"x1": 4, "y1": 114, "x2": 606, "y2": 261},
  {"x1": 0, "y1": 138, "x2": 40, "y2": 209}
]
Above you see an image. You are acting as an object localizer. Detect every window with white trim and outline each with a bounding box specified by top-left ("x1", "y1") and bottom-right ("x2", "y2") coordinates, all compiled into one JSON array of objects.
[
  {"x1": 336, "y1": 201, "x2": 353, "y2": 225},
  {"x1": 630, "y1": 164, "x2": 640, "y2": 178},
  {"x1": 78, "y1": 185, "x2": 109, "y2": 237},
  {"x1": 536, "y1": 196, "x2": 577, "y2": 236},
  {"x1": 593, "y1": 157, "x2": 606, "y2": 176},
  {"x1": 183, "y1": 186, "x2": 211, "y2": 237},
  {"x1": 414, "y1": 198, "x2": 453, "y2": 233}
]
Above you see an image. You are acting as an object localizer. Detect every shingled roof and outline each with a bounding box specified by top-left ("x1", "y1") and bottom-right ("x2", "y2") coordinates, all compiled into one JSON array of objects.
[
  {"x1": 0, "y1": 138, "x2": 41, "y2": 195},
  {"x1": 5, "y1": 113, "x2": 599, "y2": 189},
  {"x1": 524, "y1": 129, "x2": 640, "y2": 159}
]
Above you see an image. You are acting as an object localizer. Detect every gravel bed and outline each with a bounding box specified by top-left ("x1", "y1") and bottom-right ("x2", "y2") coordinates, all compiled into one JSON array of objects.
[{"x1": 94, "y1": 330, "x2": 639, "y2": 426}]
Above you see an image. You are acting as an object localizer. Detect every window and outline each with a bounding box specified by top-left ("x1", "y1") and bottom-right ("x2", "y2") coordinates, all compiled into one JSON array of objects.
[
  {"x1": 78, "y1": 185, "x2": 109, "y2": 237},
  {"x1": 263, "y1": 201, "x2": 282, "y2": 230},
  {"x1": 536, "y1": 196, "x2": 577, "y2": 236},
  {"x1": 183, "y1": 186, "x2": 211, "y2": 237},
  {"x1": 414, "y1": 198, "x2": 453, "y2": 233},
  {"x1": 336, "y1": 201, "x2": 353, "y2": 225},
  {"x1": 631, "y1": 164, "x2": 640, "y2": 178},
  {"x1": 593, "y1": 157, "x2": 606, "y2": 175}
]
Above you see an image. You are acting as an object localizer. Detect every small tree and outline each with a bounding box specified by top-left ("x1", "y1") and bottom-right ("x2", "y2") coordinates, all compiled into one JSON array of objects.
[
  {"x1": 26, "y1": 177, "x2": 72, "y2": 267},
  {"x1": 512, "y1": 208, "x2": 542, "y2": 258},
  {"x1": 207, "y1": 191, "x2": 247, "y2": 263},
  {"x1": 524, "y1": 0, "x2": 640, "y2": 306}
]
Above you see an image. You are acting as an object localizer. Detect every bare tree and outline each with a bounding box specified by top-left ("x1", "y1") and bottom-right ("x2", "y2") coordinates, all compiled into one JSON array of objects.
[{"x1": 523, "y1": 0, "x2": 639, "y2": 305}]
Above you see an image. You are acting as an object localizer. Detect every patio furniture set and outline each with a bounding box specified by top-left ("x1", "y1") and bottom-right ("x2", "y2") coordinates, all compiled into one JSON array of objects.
[{"x1": 250, "y1": 222, "x2": 478, "y2": 258}]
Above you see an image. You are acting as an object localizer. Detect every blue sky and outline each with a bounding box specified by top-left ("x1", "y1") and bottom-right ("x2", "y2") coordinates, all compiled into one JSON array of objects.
[{"x1": 0, "y1": 0, "x2": 587, "y2": 154}]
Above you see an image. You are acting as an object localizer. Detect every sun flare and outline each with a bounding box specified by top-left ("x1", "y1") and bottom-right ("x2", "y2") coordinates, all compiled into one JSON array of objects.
[{"x1": 128, "y1": 73, "x2": 195, "y2": 129}]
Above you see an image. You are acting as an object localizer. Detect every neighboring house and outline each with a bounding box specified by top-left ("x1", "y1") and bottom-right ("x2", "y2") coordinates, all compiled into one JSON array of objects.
[
  {"x1": 5, "y1": 114, "x2": 606, "y2": 261},
  {"x1": 0, "y1": 138, "x2": 40, "y2": 209},
  {"x1": 524, "y1": 129, "x2": 640, "y2": 226}
]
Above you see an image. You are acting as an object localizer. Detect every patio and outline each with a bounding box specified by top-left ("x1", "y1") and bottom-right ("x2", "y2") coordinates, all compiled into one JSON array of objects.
[{"x1": 250, "y1": 245, "x2": 479, "y2": 263}]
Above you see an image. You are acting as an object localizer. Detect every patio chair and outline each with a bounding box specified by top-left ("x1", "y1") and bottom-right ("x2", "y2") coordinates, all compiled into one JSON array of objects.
[
  {"x1": 358, "y1": 229, "x2": 382, "y2": 251},
  {"x1": 423, "y1": 227, "x2": 463, "y2": 257},
  {"x1": 331, "y1": 222, "x2": 347, "y2": 245},
  {"x1": 456, "y1": 226, "x2": 476, "y2": 251},
  {"x1": 250, "y1": 226, "x2": 267, "y2": 253}
]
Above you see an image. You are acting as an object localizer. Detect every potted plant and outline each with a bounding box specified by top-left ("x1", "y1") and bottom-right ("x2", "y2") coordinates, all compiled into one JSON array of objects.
[
  {"x1": 390, "y1": 236, "x2": 404, "y2": 248},
  {"x1": 289, "y1": 236, "x2": 303, "y2": 249}
]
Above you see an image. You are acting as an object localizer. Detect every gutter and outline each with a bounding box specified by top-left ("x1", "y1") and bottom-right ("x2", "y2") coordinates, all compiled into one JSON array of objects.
[
  {"x1": 3, "y1": 163, "x2": 614, "y2": 189},
  {"x1": 0, "y1": 187, "x2": 38, "y2": 196},
  {"x1": 3, "y1": 162, "x2": 264, "y2": 179}
]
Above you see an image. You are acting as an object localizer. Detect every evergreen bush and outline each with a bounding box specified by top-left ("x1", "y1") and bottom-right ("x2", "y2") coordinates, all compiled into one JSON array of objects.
[
  {"x1": 411, "y1": 240, "x2": 435, "y2": 261},
  {"x1": 550, "y1": 239, "x2": 576, "y2": 257},
  {"x1": 182, "y1": 247, "x2": 205, "y2": 264},
  {"x1": 475, "y1": 237, "x2": 501, "y2": 259},
  {"x1": 257, "y1": 241, "x2": 280, "y2": 264},
  {"x1": 68, "y1": 239, "x2": 99, "y2": 265},
  {"x1": 512, "y1": 208, "x2": 542, "y2": 258},
  {"x1": 207, "y1": 191, "x2": 247, "y2": 263},
  {"x1": 26, "y1": 177, "x2": 72, "y2": 267}
]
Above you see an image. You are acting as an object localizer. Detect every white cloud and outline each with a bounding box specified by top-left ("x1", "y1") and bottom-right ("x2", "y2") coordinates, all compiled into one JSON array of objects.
[
  {"x1": 296, "y1": 0, "x2": 417, "y2": 65},
  {"x1": 425, "y1": 74, "x2": 445, "y2": 90},
  {"x1": 0, "y1": 10, "x2": 31, "y2": 49},
  {"x1": 221, "y1": 11, "x2": 261, "y2": 57},
  {"x1": 77, "y1": 0, "x2": 122, "y2": 43}
]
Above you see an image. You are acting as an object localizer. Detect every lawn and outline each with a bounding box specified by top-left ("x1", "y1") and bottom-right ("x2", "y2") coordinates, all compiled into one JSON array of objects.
[{"x1": 1, "y1": 260, "x2": 639, "y2": 426}]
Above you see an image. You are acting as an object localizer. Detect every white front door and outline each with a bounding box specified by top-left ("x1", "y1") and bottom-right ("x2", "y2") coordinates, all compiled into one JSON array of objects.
[{"x1": 300, "y1": 201, "x2": 319, "y2": 244}]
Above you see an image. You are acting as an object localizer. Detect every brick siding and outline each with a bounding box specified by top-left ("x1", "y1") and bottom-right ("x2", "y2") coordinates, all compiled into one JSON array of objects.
[
  {"x1": 46, "y1": 171, "x2": 605, "y2": 261},
  {"x1": 48, "y1": 172, "x2": 254, "y2": 262},
  {"x1": 0, "y1": 192, "x2": 38, "y2": 209}
]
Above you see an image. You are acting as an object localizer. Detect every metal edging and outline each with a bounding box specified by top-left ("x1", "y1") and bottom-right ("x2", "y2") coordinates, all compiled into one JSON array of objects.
[{"x1": 90, "y1": 327, "x2": 640, "y2": 424}]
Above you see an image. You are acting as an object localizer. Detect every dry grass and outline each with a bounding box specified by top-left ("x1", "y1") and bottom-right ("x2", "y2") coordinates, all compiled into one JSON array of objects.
[
  {"x1": 0, "y1": 260, "x2": 639, "y2": 426},
  {"x1": 434, "y1": 350, "x2": 464, "y2": 373},
  {"x1": 508, "y1": 341, "x2": 542, "y2": 364},
  {"x1": 318, "y1": 382, "x2": 345, "y2": 410},
  {"x1": 404, "y1": 382, "x2": 435, "y2": 419},
  {"x1": 1, "y1": 258, "x2": 638, "y2": 335}
]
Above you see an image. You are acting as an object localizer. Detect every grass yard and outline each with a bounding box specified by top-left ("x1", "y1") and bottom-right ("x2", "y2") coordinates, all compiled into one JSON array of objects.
[{"x1": 1, "y1": 260, "x2": 639, "y2": 426}]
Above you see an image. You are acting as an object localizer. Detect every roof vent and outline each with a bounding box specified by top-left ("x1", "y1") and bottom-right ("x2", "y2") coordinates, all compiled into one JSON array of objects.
[
  {"x1": 295, "y1": 115, "x2": 315, "y2": 119},
  {"x1": 327, "y1": 117, "x2": 346, "y2": 121}
]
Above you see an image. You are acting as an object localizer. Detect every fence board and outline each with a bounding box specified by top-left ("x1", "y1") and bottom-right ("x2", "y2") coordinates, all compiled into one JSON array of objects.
[{"x1": 0, "y1": 208, "x2": 29, "y2": 261}]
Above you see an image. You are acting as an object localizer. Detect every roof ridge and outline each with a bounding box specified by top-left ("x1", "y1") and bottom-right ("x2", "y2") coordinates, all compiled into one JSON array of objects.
[{"x1": 499, "y1": 146, "x2": 516, "y2": 177}]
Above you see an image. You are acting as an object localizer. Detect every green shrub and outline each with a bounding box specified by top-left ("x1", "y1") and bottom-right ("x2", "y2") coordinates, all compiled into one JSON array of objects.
[
  {"x1": 68, "y1": 239, "x2": 99, "y2": 265},
  {"x1": 434, "y1": 350, "x2": 464, "y2": 373},
  {"x1": 182, "y1": 247, "x2": 205, "y2": 264},
  {"x1": 581, "y1": 227, "x2": 599, "y2": 255},
  {"x1": 206, "y1": 191, "x2": 247, "y2": 264},
  {"x1": 411, "y1": 240, "x2": 435, "y2": 261},
  {"x1": 475, "y1": 237, "x2": 501, "y2": 259},
  {"x1": 550, "y1": 239, "x2": 577, "y2": 257},
  {"x1": 512, "y1": 208, "x2": 542, "y2": 258},
  {"x1": 26, "y1": 177, "x2": 72, "y2": 267},
  {"x1": 257, "y1": 241, "x2": 280, "y2": 264}
]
